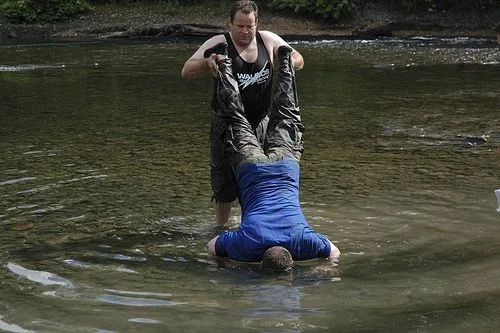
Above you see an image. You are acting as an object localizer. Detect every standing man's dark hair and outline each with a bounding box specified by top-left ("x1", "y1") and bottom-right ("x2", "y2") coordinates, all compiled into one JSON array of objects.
[{"x1": 230, "y1": 0, "x2": 258, "y2": 23}]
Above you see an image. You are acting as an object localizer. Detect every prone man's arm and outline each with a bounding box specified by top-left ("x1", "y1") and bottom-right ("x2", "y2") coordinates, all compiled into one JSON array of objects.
[{"x1": 207, "y1": 236, "x2": 219, "y2": 257}]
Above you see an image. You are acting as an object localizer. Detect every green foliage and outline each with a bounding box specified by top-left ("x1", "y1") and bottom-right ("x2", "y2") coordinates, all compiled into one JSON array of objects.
[
  {"x1": 268, "y1": 0, "x2": 359, "y2": 20},
  {"x1": 1, "y1": 0, "x2": 497, "y2": 24},
  {"x1": 386, "y1": 0, "x2": 498, "y2": 13},
  {"x1": 0, "y1": 0, "x2": 92, "y2": 23},
  {"x1": 85, "y1": 0, "x2": 233, "y2": 4},
  {"x1": 267, "y1": 0, "x2": 498, "y2": 21}
]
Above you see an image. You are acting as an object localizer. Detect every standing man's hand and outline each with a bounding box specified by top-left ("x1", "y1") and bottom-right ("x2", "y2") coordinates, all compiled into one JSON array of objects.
[
  {"x1": 207, "y1": 54, "x2": 220, "y2": 77},
  {"x1": 181, "y1": 36, "x2": 227, "y2": 80},
  {"x1": 181, "y1": 56, "x2": 219, "y2": 79}
]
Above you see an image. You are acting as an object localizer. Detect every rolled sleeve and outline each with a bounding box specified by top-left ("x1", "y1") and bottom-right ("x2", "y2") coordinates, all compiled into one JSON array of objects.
[{"x1": 292, "y1": 231, "x2": 331, "y2": 261}]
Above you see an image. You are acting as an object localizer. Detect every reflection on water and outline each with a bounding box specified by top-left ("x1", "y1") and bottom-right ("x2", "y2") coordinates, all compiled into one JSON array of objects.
[{"x1": 0, "y1": 38, "x2": 499, "y2": 332}]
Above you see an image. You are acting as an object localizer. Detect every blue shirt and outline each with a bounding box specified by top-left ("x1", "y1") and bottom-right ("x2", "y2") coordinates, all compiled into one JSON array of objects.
[{"x1": 215, "y1": 159, "x2": 331, "y2": 262}]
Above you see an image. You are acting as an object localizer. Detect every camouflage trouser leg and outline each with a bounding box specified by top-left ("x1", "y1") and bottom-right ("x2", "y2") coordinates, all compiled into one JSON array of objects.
[
  {"x1": 216, "y1": 48, "x2": 302, "y2": 175},
  {"x1": 265, "y1": 46, "x2": 303, "y2": 163},
  {"x1": 216, "y1": 58, "x2": 269, "y2": 173},
  {"x1": 210, "y1": 111, "x2": 268, "y2": 202}
]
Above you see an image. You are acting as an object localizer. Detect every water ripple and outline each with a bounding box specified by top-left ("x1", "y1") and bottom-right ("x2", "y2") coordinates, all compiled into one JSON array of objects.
[
  {"x1": 6, "y1": 262, "x2": 74, "y2": 288},
  {"x1": 95, "y1": 252, "x2": 147, "y2": 262},
  {"x1": 96, "y1": 294, "x2": 185, "y2": 307},
  {"x1": 0, "y1": 177, "x2": 36, "y2": 186},
  {"x1": 104, "y1": 289, "x2": 172, "y2": 298},
  {"x1": 0, "y1": 316, "x2": 34, "y2": 333},
  {"x1": 15, "y1": 174, "x2": 108, "y2": 194},
  {"x1": 29, "y1": 205, "x2": 65, "y2": 215},
  {"x1": 0, "y1": 64, "x2": 65, "y2": 72},
  {"x1": 128, "y1": 318, "x2": 161, "y2": 324},
  {"x1": 62, "y1": 259, "x2": 138, "y2": 274}
]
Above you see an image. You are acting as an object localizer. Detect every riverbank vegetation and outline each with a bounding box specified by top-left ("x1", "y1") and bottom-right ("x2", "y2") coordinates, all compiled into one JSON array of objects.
[
  {"x1": 0, "y1": 0, "x2": 92, "y2": 23},
  {"x1": 1, "y1": 0, "x2": 498, "y2": 25},
  {"x1": 269, "y1": 0, "x2": 497, "y2": 20}
]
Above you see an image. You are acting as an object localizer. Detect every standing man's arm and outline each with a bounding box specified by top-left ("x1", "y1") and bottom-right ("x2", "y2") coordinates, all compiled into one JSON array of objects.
[
  {"x1": 259, "y1": 31, "x2": 304, "y2": 70},
  {"x1": 181, "y1": 35, "x2": 227, "y2": 79}
]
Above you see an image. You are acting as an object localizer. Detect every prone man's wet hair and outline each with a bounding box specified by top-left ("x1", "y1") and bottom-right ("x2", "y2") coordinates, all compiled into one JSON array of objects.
[
  {"x1": 230, "y1": 0, "x2": 259, "y2": 23},
  {"x1": 261, "y1": 246, "x2": 293, "y2": 272}
]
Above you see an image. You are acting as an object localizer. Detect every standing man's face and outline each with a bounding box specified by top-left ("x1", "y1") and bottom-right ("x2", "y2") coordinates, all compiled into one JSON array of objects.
[{"x1": 230, "y1": 11, "x2": 257, "y2": 47}]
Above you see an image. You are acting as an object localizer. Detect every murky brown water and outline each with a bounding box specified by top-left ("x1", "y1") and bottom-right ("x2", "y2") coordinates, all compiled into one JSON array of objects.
[{"x1": 0, "y1": 38, "x2": 499, "y2": 332}]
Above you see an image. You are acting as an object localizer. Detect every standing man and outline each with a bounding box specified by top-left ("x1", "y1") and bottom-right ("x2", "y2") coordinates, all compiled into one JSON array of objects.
[{"x1": 181, "y1": 0, "x2": 304, "y2": 227}]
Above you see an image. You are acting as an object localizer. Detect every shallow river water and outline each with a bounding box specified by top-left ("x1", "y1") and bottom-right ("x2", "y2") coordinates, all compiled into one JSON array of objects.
[{"x1": 0, "y1": 37, "x2": 499, "y2": 332}]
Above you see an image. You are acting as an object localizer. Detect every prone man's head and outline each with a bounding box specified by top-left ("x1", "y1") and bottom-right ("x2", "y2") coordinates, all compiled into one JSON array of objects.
[{"x1": 261, "y1": 246, "x2": 293, "y2": 273}]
